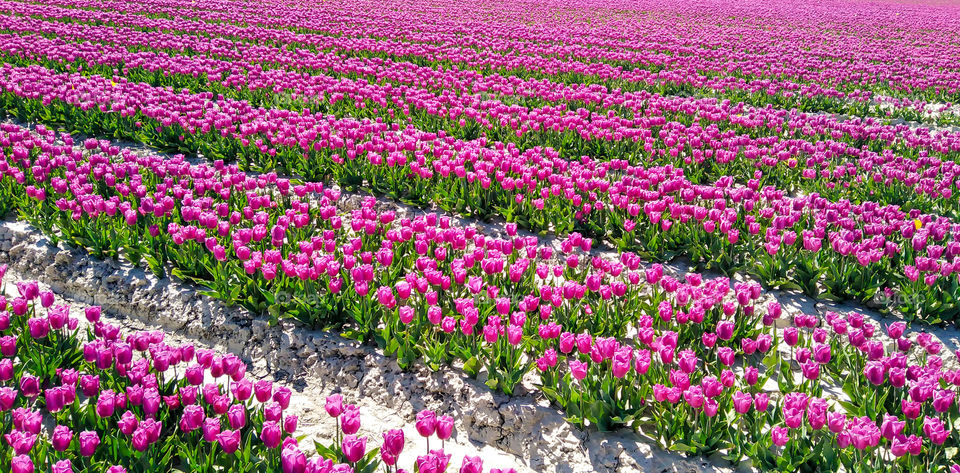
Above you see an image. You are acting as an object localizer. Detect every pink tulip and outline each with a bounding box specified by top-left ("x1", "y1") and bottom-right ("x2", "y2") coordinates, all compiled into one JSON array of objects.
[
  {"x1": 85, "y1": 307, "x2": 101, "y2": 323},
  {"x1": 0, "y1": 336, "x2": 17, "y2": 357},
  {"x1": 325, "y1": 394, "x2": 343, "y2": 417},
  {"x1": 282, "y1": 447, "x2": 307, "y2": 473},
  {"x1": 260, "y1": 421, "x2": 282, "y2": 448},
  {"x1": 11, "y1": 454, "x2": 33, "y2": 473},
  {"x1": 771, "y1": 426, "x2": 789, "y2": 446},
  {"x1": 51, "y1": 460, "x2": 73, "y2": 473},
  {"x1": 78, "y1": 430, "x2": 100, "y2": 456},
  {"x1": 254, "y1": 380, "x2": 273, "y2": 402},
  {"x1": 341, "y1": 434, "x2": 367, "y2": 463},
  {"x1": 51, "y1": 425, "x2": 73, "y2": 451},
  {"x1": 341, "y1": 405, "x2": 361, "y2": 434},
  {"x1": 26, "y1": 318, "x2": 49, "y2": 339},
  {"x1": 19, "y1": 375, "x2": 40, "y2": 398},
  {"x1": 0, "y1": 359, "x2": 12, "y2": 381},
  {"x1": 416, "y1": 410, "x2": 437, "y2": 437},
  {"x1": 437, "y1": 415, "x2": 454, "y2": 440},
  {"x1": 460, "y1": 455, "x2": 483, "y2": 473},
  {"x1": 217, "y1": 430, "x2": 241, "y2": 454},
  {"x1": 382, "y1": 429, "x2": 405, "y2": 456}
]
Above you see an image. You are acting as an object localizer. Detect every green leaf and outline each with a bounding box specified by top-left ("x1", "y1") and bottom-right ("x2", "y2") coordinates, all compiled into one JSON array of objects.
[
  {"x1": 668, "y1": 442, "x2": 697, "y2": 453},
  {"x1": 462, "y1": 356, "x2": 481, "y2": 377},
  {"x1": 762, "y1": 352, "x2": 778, "y2": 369}
]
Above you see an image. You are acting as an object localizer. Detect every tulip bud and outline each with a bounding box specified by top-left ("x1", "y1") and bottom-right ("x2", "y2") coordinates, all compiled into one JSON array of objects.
[
  {"x1": 415, "y1": 410, "x2": 437, "y2": 437},
  {"x1": 78, "y1": 431, "x2": 100, "y2": 456},
  {"x1": 325, "y1": 394, "x2": 344, "y2": 417},
  {"x1": 341, "y1": 435, "x2": 367, "y2": 463},
  {"x1": 85, "y1": 307, "x2": 101, "y2": 323},
  {"x1": 382, "y1": 429, "x2": 405, "y2": 456},
  {"x1": 436, "y1": 415, "x2": 454, "y2": 440}
]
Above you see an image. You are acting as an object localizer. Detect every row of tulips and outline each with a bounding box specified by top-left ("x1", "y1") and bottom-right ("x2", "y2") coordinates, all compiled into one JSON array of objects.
[
  {"x1": 0, "y1": 5, "x2": 899, "y2": 130},
  {"x1": 7, "y1": 5, "x2": 960, "y2": 207},
  {"x1": 3, "y1": 9, "x2": 960, "y2": 223},
  {"x1": 0, "y1": 272, "x2": 507, "y2": 473},
  {"x1": 3, "y1": 126, "x2": 960, "y2": 471},
  {"x1": 0, "y1": 77, "x2": 957, "y2": 319},
  {"x1": 5, "y1": 12, "x2": 960, "y2": 205},
  {"x1": 543, "y1": 301, "x2": 960, "y2": 473},
  {"x1": 15, "y1": 0, "x2": 960, "y2": 121},
  {"x1": 6, "y1": 6, "x2": 960, "y2": 189}
]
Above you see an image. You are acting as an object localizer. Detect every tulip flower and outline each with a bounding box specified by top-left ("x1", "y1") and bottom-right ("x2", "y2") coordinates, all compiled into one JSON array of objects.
[
  {"x1": 51, "y1": 460, "x2": 73, "y2": 473},
  {"x1": 416, "y1": 410, "x2": 438, "y2": 437},
  {"x1": 4, "y1": 430, "x2": 37, "y2": 455},
  {"x1": 84, "y1": 307, "x2": 101, "y2": 323},
  {"x1": 341, "y1": 434, "x2": 367, "y2": 463},
  {"x1": 179, "y1": 406, "x2": 203, "y2": 433},
  {"x1": 382, "y1": 429, "x2": 405, "y2": 456},
  {"x1": 11, "y1": 454, "x2": 33, "y2": 473},
  {"x1": 771, "y1": 426, "x2": 789, "y2": 447},
  {"x1": 715, "y1": 321, "x2": 734, "y2": 340},
  {"x1": 460, "y1": 456, "x2": 483, "y2": 473},
  {"x1": 341, "y1": 405, "x2": 361, "y2": 435},
  {"x1": 227, "y1": 404, "x2": 246, "y2": 429},
  {"x1": 284, "y1": 415, "x2": 298, "y2": 434},
  {"x1": 274, "y1": 387, "x2": 292, "y2": 409},
  {"x1": 51, "y1": 425, "x2": 73, "y2": 451},
  {"x1": 78, "y1": 431, "x2": 100, "y2": 456},
  {"x1": 254, "y1": 380, "x2": 273, "y2": 402},
  {"x1": 203, "y1": 418, "x2": 221, "y2": 443},
  {"x1": 325, "y1": 394, "x2": 344, "y2": 417},
  {"x1": 0, "y1": 336, "x2": 16, "y2": 357},
  {"x1": 437, "y1": 415, "x2": 454, "y2": 441},
  {"x1": 733, "y1": 391, "x2": 752, "y2": 414},
  {"x1": 569, "y1": 360, "x2": 588, "y2": 380},
  {"x1": 260, "y1": 421, "x2": 282, "y2": 448},
  {"x1": 217, "y1": 430, "x2": 241, "y2": 454},
  {"x1": 282, "y1": 446, "x2": 307, "y2": 473},
  {"x1": 19, "y1": 375, "x2": 40, "y2": 398}
]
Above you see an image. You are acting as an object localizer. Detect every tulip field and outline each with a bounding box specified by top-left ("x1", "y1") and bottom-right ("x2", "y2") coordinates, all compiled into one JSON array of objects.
[{"x1": 1, "y1": 0, "x2": 960, "y2": 471}]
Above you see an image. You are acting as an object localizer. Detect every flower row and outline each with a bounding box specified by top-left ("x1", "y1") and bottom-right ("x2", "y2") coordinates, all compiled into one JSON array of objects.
[
  {"x1": 0, "y1": 87, "x2": 957, "y2": 319},
  {"x1": 0, "y1": 273, "x2": 504, "y2": 473},
  {"x1": 5, "y1": 8, "x2": 960, "y2": 191},
  {"x1": 14, "y1": 0, "x2": 960, "y2": 120}
]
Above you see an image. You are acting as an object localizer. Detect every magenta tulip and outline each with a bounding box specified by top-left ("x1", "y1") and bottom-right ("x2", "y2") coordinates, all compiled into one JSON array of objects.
[
  {"x1": 217, "y1": 430, "x2": 241, "y2": 454},
  {"x1": 416, "y1": 410, "x2": 437, "y2": 437},
  {"x1": 282, "y1": 446, "x2": 307, "y2": 473},
  {"x1": 51, "y1": 425, "x2": 73, "y2": 451},
  {"x1": 260, "y1": 421, "x2": 282, "y2": 448},
  {"x1": 341, "y1": 434, "x2": 367, "y2": 463},
  {"x1": 11, "y1": 454, "x2": 34, "y2": 473},
  {"x1": 78, "y1": 431, "x2": 100, "y2": 456}
]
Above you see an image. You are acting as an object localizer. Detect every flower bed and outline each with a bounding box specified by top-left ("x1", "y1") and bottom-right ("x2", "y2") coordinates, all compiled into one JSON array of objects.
[
  {"x1": 0, "y1": 273, "x2": 505, "y2": 473},
  {"x1": 1, "y1": 0, "x2": 960, "y2": 471},
  {"x1": 10, "y1": 0, "x2": 960, "y2": 123},
  {"x1": 0, "y1": 117, "x2": 955, "y2": 320},
  {"x1": 0, "y1": 123, "x2": 955, "y2": 470}
]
